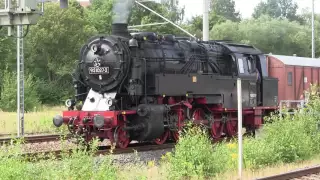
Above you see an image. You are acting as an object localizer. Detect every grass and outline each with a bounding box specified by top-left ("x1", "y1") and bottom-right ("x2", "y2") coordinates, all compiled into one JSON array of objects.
[
  {"x1": 1, "y1": 136, "x2": 320, "y2": 180},
  {"x1": 0, "y1": 139, "x2": 117, "y2": 180},
  {"x1": 215, "y1": 155, "x2": 320, "y2": 180},
  {"x1": 0, "y1": 106, "x2": 65, "y2": 135},
  {"x1": 116, "y1": 155, "x2": 320, "y2": 180}
]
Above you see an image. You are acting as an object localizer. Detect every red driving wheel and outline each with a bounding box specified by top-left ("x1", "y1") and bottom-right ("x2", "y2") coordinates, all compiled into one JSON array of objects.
[
  {"x1": 192, "y1": 108, "x2": 205, "y2": 121},
  {"x1": 226, "y1": 118, "x2": 238, "y2": 137},
  {"x1": 114, "y1": 125, "x2": 130, "y2": 149},
  {"x1": 210, "y1": 119, "x2": 224, "y2": 139},
  {"x1": 154, "y1": 130, "x2": 170, "y2": 145}
]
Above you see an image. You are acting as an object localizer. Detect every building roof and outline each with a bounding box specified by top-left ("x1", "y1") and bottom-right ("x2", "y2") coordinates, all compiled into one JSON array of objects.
[
  {"x1": 268, "y1": 54, "x2": 320, "y2": 67},
  {"x1": 79, "y1": 1, "x2": 90, "y2": 7}
]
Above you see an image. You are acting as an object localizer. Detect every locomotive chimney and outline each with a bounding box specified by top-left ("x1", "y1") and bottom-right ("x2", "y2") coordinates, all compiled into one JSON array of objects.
[
  {"x1": 111, "y1": 0, "x2": 133, "y2": 38},
  {"x1": 111, "y1": 23, "x2": 130, "y2": 37}
]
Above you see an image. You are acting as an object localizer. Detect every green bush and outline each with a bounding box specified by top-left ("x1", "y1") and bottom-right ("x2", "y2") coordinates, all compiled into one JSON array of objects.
[
  {"x1": 0, "y1": 139, "x2": 117, "y2": 180},
  {"x1": 166, "y1": 124, "x2": 226, "y2": 179},
  {"x1": 0, "y1": 71, "x2": 41, "y2": 112},
  {"x1": 165, "y1": 85, "x2": 320, "y2": 178},
  {"x1": 35, "y1": 79, "x2": 72, "y2": 105}
]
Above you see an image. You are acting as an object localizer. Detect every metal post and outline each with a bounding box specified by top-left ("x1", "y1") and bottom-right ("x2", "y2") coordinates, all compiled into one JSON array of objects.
[
  {"x1": 203, "y1": 0, "x2": 209, "y2": 41},
  {"x1": 17, "y1": 24, "x2": 24, "y2": 137},
  {"x1": 135, "y1": 1, "x2": 195, "y2": 38},
  {"x1": 41, "y1": 0, "x2": 44, "y2": 12},
  {"x1": 5, "y1": 0, "x2": 11, "y2": 9},
  {"x1": 237, "y1": 78, "x2": 243, "y2": 179},
  {"x1": 312, "y1": 0, "x2": 315, "y2": 58}
]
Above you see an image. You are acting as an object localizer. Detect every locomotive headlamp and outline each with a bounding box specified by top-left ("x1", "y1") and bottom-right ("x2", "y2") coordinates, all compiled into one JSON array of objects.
[
  {"x1": 93, "y1": 115, "x2": 105, "y2": 128},
  {"x1": 91, "y1": 44, "x2": 101, "y2": 54},
  {"x1": 65, "y1": 99, "x2": 75, "y2": 108}
]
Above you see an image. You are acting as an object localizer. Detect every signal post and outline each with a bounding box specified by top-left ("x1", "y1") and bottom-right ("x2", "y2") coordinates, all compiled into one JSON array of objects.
[{"x1": 0, "y1": 0, "x2": 67, "y2": 137}]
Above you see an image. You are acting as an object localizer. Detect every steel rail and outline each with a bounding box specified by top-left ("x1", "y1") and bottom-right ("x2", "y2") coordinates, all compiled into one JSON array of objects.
[
  {"x1": 19, "y1": 143, "x2": 175, "y2": 161},
  {"x1": 0, "y1": 132, "x2": 55, "y2": 137},
  {"x1": 256, "y1": 165, "x2": 320, "y2": 180},
  {"x1": 0, "y1": 134, "x2": 72, "y2": 144}
]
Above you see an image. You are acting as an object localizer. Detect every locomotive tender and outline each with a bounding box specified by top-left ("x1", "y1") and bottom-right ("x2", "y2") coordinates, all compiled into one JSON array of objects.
[{"x1": 53, "y1": 22, "x2": 279, "y2": 148}]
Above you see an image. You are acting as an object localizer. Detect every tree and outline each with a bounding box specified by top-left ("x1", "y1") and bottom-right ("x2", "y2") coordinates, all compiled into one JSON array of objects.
[
  {"x1": 86, "y1": 0, "x2": 186, "y2": 35},
  {"x1": 186, "y1": 14, "x2": 226, "y2": 39},
  {"x1": 129, "y1": 1, "x2": 185, "y2": 35},
  {"x1": 186, "y1": 0, "x2": 240, "y2": 40},
  {"x1": 24, "y1": 2, "x2": 96, "y2": 104},
  {"x1": 252, "y1": 0, "x2": 301, "y2": 22},
  {"x1": 210, "y1": 15, "x2": 317, "y2": 57},
  {"x1": 0, "y1": 71, "x2": 40, "y2": 112},
  {"x1": 210, "y1": 0, "x2": 241, "y2": 22},
  {"x1": 85, "y1": 0, "x2": 114, "y2": 33}
]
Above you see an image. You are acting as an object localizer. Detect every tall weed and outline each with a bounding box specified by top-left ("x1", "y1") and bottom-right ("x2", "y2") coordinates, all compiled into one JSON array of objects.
[
  {"x1": 165, "y1": 85, "x2": 320, "y2": 178},
  {"x1": 166, "y1": 124, "x2": 227, "y2": 179},
  {"x1": 0, "y1": 138, "x2": 117, "y2": 180}
]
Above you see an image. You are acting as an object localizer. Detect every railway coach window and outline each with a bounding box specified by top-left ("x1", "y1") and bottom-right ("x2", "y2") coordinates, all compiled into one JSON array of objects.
[{"x1": 288, "y1": 72, "x2": 292, "y2": 86}]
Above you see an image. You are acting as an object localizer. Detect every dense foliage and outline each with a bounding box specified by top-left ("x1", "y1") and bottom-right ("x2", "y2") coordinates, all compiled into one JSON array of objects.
[
  {"x1": 210, "y1": 15, "x2": 317, "y2": 57},
  {"x1": 0, "y1": 0, "x2": 319, "y2": 111}
]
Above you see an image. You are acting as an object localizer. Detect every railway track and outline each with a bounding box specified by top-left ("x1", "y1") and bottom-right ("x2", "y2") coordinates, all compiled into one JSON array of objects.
[
  {"x1": 20, "y1": 143, "x2": 175, "y2": 161},
  {"x1": 0, "y1": 132, "x2": 55, "y2": 137},
  {"x1": 256, "y1": 165, "x2": 320, "y2": 180},
  {"x1": 0, "y1": 134, "x2": 72, "y2": 144}
]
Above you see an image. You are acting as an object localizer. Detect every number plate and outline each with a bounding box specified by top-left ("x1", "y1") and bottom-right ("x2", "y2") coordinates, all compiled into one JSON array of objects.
[{"x1": 88, "y1": 67, "x2": 110, "y2": 74}]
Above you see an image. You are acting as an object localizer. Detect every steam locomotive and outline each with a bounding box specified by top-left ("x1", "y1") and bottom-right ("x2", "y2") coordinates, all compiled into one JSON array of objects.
[{"x1": 53, "y1": 22, "x2": 278, "y2": 148}]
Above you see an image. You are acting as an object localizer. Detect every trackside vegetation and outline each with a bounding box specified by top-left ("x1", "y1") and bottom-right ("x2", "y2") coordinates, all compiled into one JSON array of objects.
[
  {"x1": 165, "y1": 85, "x2": 320, "y2": 179},
  {"x1": 0, "y1": 138, "x2": 117, "y2": 180},
  {"x1": 1, "y1": 86, "x2": 320, "y2": 179}
]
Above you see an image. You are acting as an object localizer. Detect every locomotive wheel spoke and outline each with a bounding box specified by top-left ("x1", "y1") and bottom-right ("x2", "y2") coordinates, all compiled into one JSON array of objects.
[
  {"x1": 192, "y1": 108, "x2": 205, "y2": 121},
  {"x1": 154, "y1": 129, "x2": 170, "y2": 145},
  {"x1": 171, "y1": 131, "x2": 179, "y2": 142},
  {"x1": 226, "y1": 120, "x2": 238, "y2": 137},
  {"x1": 210, "y1": 120, "x2": 224, "y2": 139},
  {"x1": 114, "y1": 125, "x2": 130, "y2": 149},
  {"x1": 171, "y1": 110, "x2": 185, "y2": 142}
]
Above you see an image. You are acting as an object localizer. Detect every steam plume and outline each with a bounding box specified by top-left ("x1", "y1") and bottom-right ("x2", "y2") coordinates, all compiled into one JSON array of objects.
[{"x1": 112, "y1": 0, "x2": 135, "y2": 24}]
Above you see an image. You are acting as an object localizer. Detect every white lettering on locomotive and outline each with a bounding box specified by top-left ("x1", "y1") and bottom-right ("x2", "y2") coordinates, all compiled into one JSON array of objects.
[{"x1": 88, "y1": 67, "x2": 110, "y2": 74}]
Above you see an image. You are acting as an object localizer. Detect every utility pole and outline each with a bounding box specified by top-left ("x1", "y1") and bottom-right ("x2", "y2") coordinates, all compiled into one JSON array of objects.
[
  {"x1": 203, "y1": 0, "x2": 209, "y2": 41},
  {"x1": 17, "y1": 24, "x2": 24, "y2": 136},
  {"x1": 312, "y1": 0, "x2": 315, "y2": 58}
]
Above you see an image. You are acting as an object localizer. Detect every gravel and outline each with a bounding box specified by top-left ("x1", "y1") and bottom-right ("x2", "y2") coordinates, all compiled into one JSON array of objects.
[
  {"x1": 110, "y1": 148, "x2": 173, "y2": 166},
  {"x1": 292, "y1": 173, "x2": 320, "y2": 180}
]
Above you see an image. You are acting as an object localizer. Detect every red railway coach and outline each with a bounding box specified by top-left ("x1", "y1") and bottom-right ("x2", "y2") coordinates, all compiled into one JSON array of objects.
[{"x1": 267, "y1": 54, "x2": 320, "y2": 107}]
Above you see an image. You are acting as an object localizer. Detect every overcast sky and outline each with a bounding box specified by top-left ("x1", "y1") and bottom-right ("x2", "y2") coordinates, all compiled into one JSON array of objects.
[{"x1": 178, "y1": 0, "x2": 320, "y2": 21}]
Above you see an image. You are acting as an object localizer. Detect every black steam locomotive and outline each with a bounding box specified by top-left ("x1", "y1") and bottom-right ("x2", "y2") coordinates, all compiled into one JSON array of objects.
[{"x1": 53, "y1": 23, "x2": 278, "y2": 148}]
